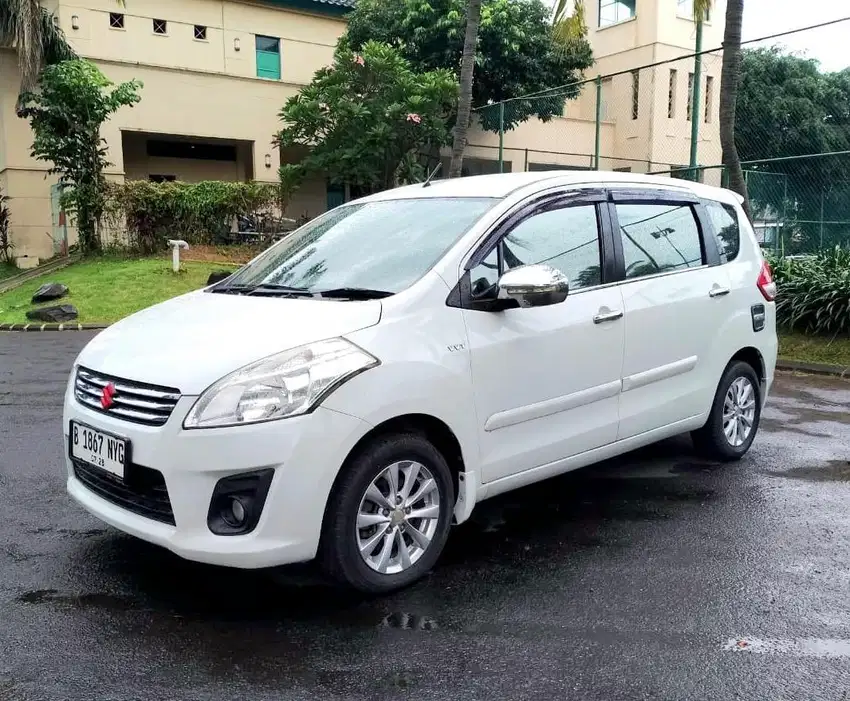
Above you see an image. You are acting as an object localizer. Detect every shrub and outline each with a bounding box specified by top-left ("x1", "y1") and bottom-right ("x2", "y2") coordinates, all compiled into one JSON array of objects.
[
  {"x1": 104, "y1": 180, "x2": 280, "y2": 253},
  {"x1": 770, "y1": 247, "x2": 850, "y2": 335}
]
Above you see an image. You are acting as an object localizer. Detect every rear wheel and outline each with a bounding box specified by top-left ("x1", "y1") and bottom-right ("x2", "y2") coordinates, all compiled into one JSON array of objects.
[
  {"x1": 692, "y1": 360, "x2": 762, "y2": 461},
  {"x1": 318, "y1": 433, "x2": 454, "y2": 594}
]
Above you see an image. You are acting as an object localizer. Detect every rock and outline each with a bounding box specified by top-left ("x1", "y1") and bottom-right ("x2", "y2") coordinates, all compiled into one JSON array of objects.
[
  {"x1": 207, "y1": 270, "x2": 233, "y2": 286},
  {"x1": 26, "y1": 304, "x2": 78, "y2": 323},
  {"x1": 31, "y1": 282, "x2": 69, "y2": 303}
]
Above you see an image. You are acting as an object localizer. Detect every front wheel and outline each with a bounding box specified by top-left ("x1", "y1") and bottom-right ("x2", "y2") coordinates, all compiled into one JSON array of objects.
[
  {"x1": 318, "y1": 433, "x2": 454, "y2": 594},
  {"x1": 692, "y1": 360, "x2": 762, "y2": 461}
]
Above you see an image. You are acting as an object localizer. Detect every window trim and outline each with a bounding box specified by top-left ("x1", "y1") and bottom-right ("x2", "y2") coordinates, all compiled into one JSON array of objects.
[
  {"x1": 598, "y1": 0, "x2": 637, "y2": 28},
  {"x1": 448, "y1": 188, "x2": 613, "y2": 311},
  {"x1": 606, "y1": 190, "x2": 720, "y2": 284}
]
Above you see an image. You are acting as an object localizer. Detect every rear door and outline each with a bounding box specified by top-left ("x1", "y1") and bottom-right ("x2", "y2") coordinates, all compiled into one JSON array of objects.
[{"x1": 607, "y1": 188, "x2": 732, "y2": 439}]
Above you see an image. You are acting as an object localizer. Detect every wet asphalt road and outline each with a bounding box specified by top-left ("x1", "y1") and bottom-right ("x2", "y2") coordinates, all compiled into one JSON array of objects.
[{"x1": 1, "y1": 332, "x2": 849, "y2": 701}]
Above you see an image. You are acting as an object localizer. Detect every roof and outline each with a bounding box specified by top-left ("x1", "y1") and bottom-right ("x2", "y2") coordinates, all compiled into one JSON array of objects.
[
  {"x1": 357, "y1": 170, "x2": 740, "y2": 203},
  {"x1": 265, "y1": 0, "x2": 355, "y2": 15}
]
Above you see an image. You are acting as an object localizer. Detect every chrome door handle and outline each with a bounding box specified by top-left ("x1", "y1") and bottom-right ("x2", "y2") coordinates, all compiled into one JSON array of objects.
[
  {"x1": 709, "y1": 286, "x2": 731, "y2": 298},
  {"x1": 593, "y1": 309, "x2": 624, "y2": 324}
]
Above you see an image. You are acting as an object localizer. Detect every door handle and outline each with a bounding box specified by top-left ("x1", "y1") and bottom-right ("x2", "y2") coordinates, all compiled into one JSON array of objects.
[
  {"x1": 593, "y1": 309, "x2": 624, "y2": 324},
  {"x1": 709, "y1": 286, "x2": 731, "y2": 298}
]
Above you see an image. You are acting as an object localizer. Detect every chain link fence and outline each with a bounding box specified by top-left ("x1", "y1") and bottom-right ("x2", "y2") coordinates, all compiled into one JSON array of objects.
[{"x1": 463, "y1": 19, "x2": 850, "y2": 254}]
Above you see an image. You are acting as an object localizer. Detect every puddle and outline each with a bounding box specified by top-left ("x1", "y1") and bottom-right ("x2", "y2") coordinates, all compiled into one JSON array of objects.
[
  {"x1": 16, "y1": 589, "x2": 141, "y2": 611},
  {"x1": 773, "y1": 460, "x2": 850, "y2": 482}
]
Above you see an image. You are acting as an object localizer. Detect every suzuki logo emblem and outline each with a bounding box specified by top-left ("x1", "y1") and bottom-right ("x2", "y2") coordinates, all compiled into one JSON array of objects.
[{"x1": 101, "y1": 382, "x2": 116, "y2": 409}]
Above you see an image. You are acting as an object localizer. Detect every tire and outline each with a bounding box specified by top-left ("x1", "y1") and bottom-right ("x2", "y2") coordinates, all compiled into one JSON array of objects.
[
  {"x1": 318, "y1": 432, "x2": 455, "y2": 594},
  {"x1": 691, "y1": 360, "x2": 762, "y2": 462}
]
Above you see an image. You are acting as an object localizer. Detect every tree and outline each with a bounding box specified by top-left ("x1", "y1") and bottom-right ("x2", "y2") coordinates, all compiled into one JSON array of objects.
[
  {"x1": 717, "y1": 0, "x2": 752, "y2": 217},
  {"x1": 0, "y1": 0, "x2": 76, "y2": 104},
  {"x1": 343, "y1": 0, "x2": 593, "y2": 132},
  {"x1": 276, "y1": 41, "x2": 457, "y2": 194},
  {"x1": 19, "y1": 60, "x2": 142, "y2": 254},
  {"x1": 448, "y1": 0, "x2": 482, "y2": 178}
]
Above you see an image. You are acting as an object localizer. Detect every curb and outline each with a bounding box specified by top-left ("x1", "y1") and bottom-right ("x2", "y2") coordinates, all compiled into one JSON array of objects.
[
  {"x1": 0, "y1": 322, "x2": 108, "y2": 332},
  {"x1": 776, "y1": 359, "x2": 850, "y2": 378}
]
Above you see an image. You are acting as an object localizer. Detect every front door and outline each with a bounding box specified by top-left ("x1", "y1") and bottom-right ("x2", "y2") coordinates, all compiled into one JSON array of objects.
[
  {"x1": 461, "y1": 192, "x2": 625, "y2": 485},
  {"x1": 609, "y1": 191, "x2": 732, "y2": 439}
]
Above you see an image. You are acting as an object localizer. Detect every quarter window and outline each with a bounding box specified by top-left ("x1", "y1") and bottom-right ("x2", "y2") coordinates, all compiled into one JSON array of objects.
[
  {"x1": 471, "y1": 204, "x2": 603, "y2": 295},
  {"x1": 705, "y1": 201, "x2": 741, "y2": 262},
  {"x1": 615, "y1": 203, "x2": 704, "y2": 279}
]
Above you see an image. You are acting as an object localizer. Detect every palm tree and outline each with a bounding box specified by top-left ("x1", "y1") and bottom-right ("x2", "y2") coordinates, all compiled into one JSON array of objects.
[
  {"x1": 448, "y1": 0, "x2": 482, "y2": 179},
  {"x1": 0, "y1": 0, "x2": 76, "y2": 104},
  {"x1": 716, "y1": 0, "x2": 752, "y2": 217},
  {"x1": 552, "y1": 0, "x2": 587, "y2": 55}
]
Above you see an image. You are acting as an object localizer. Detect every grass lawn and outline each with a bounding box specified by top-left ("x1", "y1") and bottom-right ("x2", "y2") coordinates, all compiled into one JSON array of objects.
[
  {"x1": 778, "y1": 332, "x2": 850, "y2": 368},
  {"x1": 0, "y1": 257, "x2": 239, "y2": 325},
  {"x1": 0, "y1": 262, "x2": 18, "y2": 282}
]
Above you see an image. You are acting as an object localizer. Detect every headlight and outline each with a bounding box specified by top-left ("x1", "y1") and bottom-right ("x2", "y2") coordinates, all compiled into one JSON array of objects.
[{"x1": 183, "y1": 338, "x2": 379, "y2": 429}]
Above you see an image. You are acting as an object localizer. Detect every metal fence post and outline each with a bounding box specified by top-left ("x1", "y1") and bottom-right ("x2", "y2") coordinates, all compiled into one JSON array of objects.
[
  {"x1": 498, "y1": 102, "x2": 505, "y2": 173},
  {"x1": 689, "y1": 18, "x2": 704, "y2": 181},
  {"x1": 594, "y1": 75, "x2": 603, "y2": 170}
]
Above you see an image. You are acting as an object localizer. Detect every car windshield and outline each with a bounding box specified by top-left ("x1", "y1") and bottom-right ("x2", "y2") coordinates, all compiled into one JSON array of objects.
[{"x1": 218, "y1": 197, "x2": 499, "y2": 296}]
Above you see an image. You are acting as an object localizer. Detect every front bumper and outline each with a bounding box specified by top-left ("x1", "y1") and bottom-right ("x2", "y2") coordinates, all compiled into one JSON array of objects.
[{"x1": 63, "y1": 390, "x2": 372, "y2": 569}]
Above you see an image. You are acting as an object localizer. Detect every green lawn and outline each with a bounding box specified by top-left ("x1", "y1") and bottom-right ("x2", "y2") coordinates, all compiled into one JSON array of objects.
[
  {"x1": 0, "y1": 262, "x2": 17, "y2": 282},
  {"x1": 0, "y1": 257, "x2": 238, "y2": 325},
  {"x1": 779, "y1": 332, "x2": 850, "y2": 368}
]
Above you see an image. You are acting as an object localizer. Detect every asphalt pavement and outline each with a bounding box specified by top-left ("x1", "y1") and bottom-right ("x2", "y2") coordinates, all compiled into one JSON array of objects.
[{"x1": 1, "y1": 331, "x2": 849, "y2": 701}]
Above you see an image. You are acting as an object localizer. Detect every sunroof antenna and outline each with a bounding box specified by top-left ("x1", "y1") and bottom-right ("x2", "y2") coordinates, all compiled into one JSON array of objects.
[{"x1": 422, "y1": 162, "x2": 442, "y2": 187}]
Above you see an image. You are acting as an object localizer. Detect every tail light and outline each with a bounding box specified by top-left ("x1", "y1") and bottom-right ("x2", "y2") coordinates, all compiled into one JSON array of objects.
[{"x1": 757, "y1": 260, "x2": 777, "y2": 301}]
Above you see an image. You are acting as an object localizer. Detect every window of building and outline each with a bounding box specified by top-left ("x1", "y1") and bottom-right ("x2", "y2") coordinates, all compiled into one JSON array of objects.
[
  {"x1": 109, "y1": 12, "x2": 124, "y2": 29},
  {"x1": 677, "y1": 0, "x2": 710, "y2": 21},
  {"x1": 631, "y1": 71, "x2": 640, "y2": 120},
  {"x1": 599, "y1": 0, "x2": 636, "y2": 27},
  {"x1": 194, "y1": 25, "x2": 207, "y2": 41},
  {"x1": 256, "y1": 35, "x2": 281, "y2": 80},
  {"x1": 686, "y1": 72, "x2": 694, "y2": 121},
  {"x1": 668, "y1": 69, "x2": 678, "y2": 118},
  {"x1": 153, "y1": 18, "x2": 167, "y2": 35},
  {"x1": 705, "y1": 200, "x2": 741, "y2": 262},
  {"x1": 616, "y1": 203, "x2": 704, "y2": 279},
  {"x1": 704, "y1": 75, "x2": 714, "y2": 123}
]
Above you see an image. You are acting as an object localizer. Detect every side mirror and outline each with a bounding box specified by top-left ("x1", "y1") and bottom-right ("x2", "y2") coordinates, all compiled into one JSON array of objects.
[{"x1": 498, "y1": 264, "x2": 569, "y2": 308}]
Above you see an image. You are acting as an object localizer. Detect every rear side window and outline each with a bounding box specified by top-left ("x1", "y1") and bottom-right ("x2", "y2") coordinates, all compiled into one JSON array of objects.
[
  {"x1": 615, "y1": 203, "x2": 704, "y2": 279},
  {"x1": 705, "y1": 200, "x2": 741, "y2": 262}
]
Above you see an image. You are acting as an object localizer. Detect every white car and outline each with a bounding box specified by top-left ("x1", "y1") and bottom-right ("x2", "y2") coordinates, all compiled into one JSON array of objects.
[{"x1": 63, "y1": 171, "x2": 777, "y2": 593}]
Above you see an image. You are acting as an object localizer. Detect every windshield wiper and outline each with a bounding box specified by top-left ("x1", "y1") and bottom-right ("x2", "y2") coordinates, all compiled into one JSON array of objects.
[
  {"x1": 318, "y1": 287, "x2": 394, "y2": 300},
  {"x1": 210, "y1": 283, "x2": 312, "y2": 297}
]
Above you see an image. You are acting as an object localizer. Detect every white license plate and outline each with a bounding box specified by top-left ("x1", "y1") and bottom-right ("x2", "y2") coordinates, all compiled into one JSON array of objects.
[{"x1": 69, "y1": 421, "x2": 129, "y2": 479}]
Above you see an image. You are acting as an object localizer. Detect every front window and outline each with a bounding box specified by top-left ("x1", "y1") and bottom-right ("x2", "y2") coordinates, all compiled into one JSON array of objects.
[
  {"x1": 219, "y1": 197, "x2": 498, "y2": 296},
  {"x1": 599, "y1": 0, "x2": 636, "y2": 27}
]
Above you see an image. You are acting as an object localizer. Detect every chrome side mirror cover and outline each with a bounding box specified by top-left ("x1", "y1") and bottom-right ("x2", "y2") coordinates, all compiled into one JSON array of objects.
[{"x1": 497, "y1": 264, "x2": 570, "y2": 308}]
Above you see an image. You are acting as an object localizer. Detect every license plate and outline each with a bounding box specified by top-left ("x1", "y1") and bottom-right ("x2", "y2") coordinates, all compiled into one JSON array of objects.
[{"x1": 69, "y1": 421, "x2": 129, "y2": 479}]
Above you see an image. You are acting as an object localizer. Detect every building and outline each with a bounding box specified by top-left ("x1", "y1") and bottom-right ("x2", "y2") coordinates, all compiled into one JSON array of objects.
[{"x1": 0, "y1": 0, "x2": 724, "y2": 266}]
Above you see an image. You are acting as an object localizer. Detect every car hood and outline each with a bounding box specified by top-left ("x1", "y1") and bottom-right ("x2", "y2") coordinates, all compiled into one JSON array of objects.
[{"x1": 76, "y1": 290, "x2": 383, "y2": 394}]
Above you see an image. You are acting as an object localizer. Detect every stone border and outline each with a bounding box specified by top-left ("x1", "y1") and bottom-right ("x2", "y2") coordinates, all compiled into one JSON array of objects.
[
  {"x1": 0, "y1": 322, "x2": 108, "y2": 332},
  {"x1": 776, "y1": 359, "x2": 850, "y2": 378}
]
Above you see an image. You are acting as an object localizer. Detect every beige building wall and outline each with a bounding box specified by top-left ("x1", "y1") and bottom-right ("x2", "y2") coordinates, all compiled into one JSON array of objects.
[{"x1": 2, "y1": 0, "x2": 728, "y2": 264}]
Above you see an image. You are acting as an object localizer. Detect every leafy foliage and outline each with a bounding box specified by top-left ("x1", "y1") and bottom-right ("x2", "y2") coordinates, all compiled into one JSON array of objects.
[
  {"x1": 0, "y1": 184, "x2": 12, "y2": 263},
  {"x1": 0, "y1": 0, "x2": 76, "y2": 100},
  {"x1": 769, "y1": 247, "x2": 850, "y2": 335},
  {"x1": 104, "y1": 180, "x2": 280, "y2": 253},
  {"x1": 19, "y1": 60, "x2": 142, "y2": 254},
  {"x1": 343, "y1": 0, "x2": 593, "y2": 131},
  {"x1": 276, "y1": 41, "x2": 457, "y2": 194}
]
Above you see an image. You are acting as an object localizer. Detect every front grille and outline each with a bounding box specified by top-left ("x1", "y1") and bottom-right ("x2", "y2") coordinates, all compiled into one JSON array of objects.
[
  {"x1": 72, "y1": 458, "x2": 176, "y2": 525},
  {"x1": 75, "y1": 367, "x2": 181, "y2": 426}
]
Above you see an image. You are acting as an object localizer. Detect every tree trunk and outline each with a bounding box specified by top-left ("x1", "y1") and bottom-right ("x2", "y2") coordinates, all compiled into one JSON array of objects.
[
  {"x1": 448, "y1": 0, "x2": 483, "y2": 179},
  {"x1": 719, "y1": 0, "x2": 752, "y2": 218}
]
